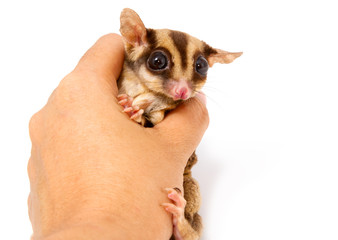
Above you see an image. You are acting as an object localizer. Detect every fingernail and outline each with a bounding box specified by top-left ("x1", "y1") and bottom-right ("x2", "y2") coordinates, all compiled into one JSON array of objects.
[{"x1": 195, "y1": 92, "x2": 207, "y2": 106}]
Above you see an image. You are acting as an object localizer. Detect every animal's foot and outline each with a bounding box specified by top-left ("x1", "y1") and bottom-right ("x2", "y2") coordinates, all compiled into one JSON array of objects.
[
  {"x1": 118, "y1": 94, "x2": 144, "y2": 123},
  {"x1": 162, "y1": 188, "x2": 187, "y2": 240}
]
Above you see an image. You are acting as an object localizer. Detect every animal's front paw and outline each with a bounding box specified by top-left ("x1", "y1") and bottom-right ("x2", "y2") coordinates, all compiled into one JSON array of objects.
[
  {"x1": 162, "y1": 188, "x2": 187, "y2": 240},
  {"x1": 118, "y1": 94, "x2": 144, "y2": 123}
]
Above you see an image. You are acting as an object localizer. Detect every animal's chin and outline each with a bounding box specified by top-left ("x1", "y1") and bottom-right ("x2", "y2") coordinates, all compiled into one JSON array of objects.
[
  {"x1": 146, "y1": 84, "x2": 195, "y2": 101},
  {"x1": 166, "y1": 91, "x2": 195, "y2": 102},
  {"x1": 171, "y1": 95, "x2": 189, "y2": 101}
]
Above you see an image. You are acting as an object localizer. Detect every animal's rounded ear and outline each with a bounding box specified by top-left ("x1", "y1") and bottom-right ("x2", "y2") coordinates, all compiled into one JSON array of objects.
[
  {"x1": 208, "y1": 49, "x2": 243, "y2": 67},
  {"x1": 120, "y1": 8, "x2": 147, "y2": 47}
]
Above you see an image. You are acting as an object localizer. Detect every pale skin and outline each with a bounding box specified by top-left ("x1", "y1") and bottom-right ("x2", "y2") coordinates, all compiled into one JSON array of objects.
[{"x1": 28, "y1": 34, "x2": 209, "y2": 240}]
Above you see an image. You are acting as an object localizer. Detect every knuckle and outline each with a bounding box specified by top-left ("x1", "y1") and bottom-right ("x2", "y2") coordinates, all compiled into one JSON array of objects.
[
  {"x1": 192, "y1": 98, "x2": 210, "y2": 129},
  {"x1": 29, "y1": 112, "x2": 40, "y2": 129},
  {"x1": 27, "y1": 157, "x2": 36, "y2": 183},
  {"x1": 27, "y1": 194, "x2": 32, "y2": 218},
  {"x1": 28, "y1": 111, "x2": 42, "y2": 142},
  {"x1": 99, "y1": 33, "x2": 122, "y2": 42}
]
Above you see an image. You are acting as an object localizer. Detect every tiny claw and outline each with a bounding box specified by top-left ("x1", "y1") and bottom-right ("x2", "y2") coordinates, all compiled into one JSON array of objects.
[
  {"x1": 163, "y1": 187, "x2": 186, "y2": 210},
  {"x1": 164, "y1": 188, "x2": 175, "y2": 193},
  {"x1": 130, "y1": 109, "x2": 144, "y2": 121},
  {"x1": 164, "y1": 187, "x2": 182, "y2": 195},
  {"x1": 117, "y1": 94, "x2": 128, "y2": 100},
  {"x1": 123, "y1": 107, "x2": 133, "y2": 113},
  {"x1": 118, "y1": 99, "x2": 128, "y2": 105}
]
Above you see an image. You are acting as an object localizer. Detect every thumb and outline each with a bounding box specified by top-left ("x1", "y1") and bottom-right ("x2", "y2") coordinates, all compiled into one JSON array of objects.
[
  {"x1": 153, "y1": 93, "x2": 209, "y2": 154},
  {"x1": 73, "y1": 34, "x2": 125, "y2": 95}
]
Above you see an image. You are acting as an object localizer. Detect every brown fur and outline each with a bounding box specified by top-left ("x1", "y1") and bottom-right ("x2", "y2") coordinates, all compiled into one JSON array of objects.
[{"x1": 118, "y1": 8, "x2": 241, "y2": 239}]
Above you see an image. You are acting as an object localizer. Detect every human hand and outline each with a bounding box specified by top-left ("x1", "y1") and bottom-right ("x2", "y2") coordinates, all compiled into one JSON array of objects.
[{"x1": 28, "y1": 34, "x2": 209, "y2": 240}]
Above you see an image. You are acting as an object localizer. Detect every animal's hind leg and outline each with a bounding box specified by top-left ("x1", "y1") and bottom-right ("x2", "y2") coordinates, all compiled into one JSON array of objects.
[
  {"x1": 163, "y1": 151, "x2": 202, "y2": 239},
  {"x1": 162, "y1": 188, "x2": 201, "y2": 240}
]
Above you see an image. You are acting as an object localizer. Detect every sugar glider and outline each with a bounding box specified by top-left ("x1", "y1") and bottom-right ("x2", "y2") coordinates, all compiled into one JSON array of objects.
[{"x1": 117, "y1": 8, "x2": 241, "y2": 240}]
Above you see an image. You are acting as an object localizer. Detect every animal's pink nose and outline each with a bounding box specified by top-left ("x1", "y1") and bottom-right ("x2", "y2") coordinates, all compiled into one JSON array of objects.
[{"x1": 175, "y1": 87, "x2": 188, "y2": 100}]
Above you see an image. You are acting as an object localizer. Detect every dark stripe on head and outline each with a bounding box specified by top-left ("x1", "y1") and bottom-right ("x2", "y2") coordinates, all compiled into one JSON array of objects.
[
  {"x1": 169, "y1": 31, "x2": 188, "y2": 69},
  {"x1": 146, "y1": 28, "x2": 157, "y2": 48},
  {"x1": 192, "y1": 51, "x2": 207, "y2": 84},
  {"x1": 202, "y1": 41, "x2": 217, "y2": 56}
]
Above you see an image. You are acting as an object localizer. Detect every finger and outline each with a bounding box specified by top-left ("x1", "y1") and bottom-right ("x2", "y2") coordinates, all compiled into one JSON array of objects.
[
  {"x1": 153, "y1": 93, "x2": 209, "y2": 153},
  {"x1": 74, "y1": 33, "x2": 125, "y2": 90}
]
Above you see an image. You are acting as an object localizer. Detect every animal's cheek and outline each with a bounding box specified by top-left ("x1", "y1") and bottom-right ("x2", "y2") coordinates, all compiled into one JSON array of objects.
[{"x1": 192, "y1": 81, "x2": 206, "y2": 93}]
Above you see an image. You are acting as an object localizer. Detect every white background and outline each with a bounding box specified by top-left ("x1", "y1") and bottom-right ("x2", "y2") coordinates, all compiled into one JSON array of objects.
[{"x1": 1, "y1": 0, "x2": 337, "y2": 239}]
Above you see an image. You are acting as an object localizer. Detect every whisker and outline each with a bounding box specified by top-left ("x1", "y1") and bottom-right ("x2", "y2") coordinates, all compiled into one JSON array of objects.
[{"x1": 191, "y1": 89, "x2": 226, "y2": 111}]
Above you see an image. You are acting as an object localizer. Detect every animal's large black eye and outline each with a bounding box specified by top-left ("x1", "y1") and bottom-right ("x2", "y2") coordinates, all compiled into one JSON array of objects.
[
  {"x1": 147, "y1": 51, "x2": 168, "y2": 71},
  {"x1": 195, "y1": 56, "x2": 209, "y2": 76}
]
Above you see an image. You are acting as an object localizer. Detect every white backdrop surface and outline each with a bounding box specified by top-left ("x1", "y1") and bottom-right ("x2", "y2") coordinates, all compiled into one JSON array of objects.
[{"x1": 0, "y1": 0, "x2": 337, "y2": 239}]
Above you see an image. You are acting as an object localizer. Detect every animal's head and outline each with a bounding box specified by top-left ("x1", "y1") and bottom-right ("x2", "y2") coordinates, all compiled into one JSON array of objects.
[{"x1": 120, "y1": 8, "x2": 242, "y2": 101}]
